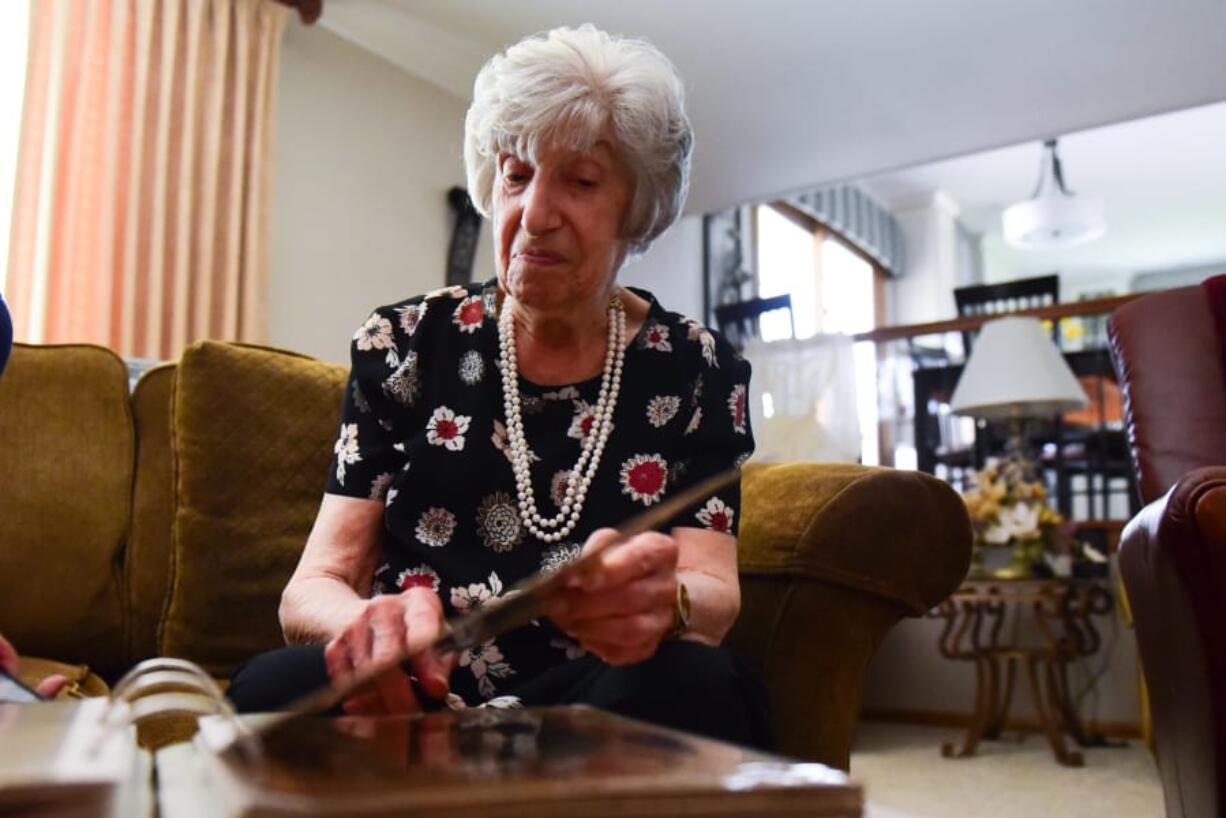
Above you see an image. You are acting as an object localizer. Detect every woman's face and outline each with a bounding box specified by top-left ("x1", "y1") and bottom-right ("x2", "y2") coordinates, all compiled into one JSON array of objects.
[{"x1": 492, "y1": 133, "x2": 633, "y2": 314}]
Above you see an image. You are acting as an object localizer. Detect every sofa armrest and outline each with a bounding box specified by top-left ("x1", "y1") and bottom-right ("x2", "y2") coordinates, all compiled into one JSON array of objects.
[
  {"x1": 726, "y1": 463, "x2": 971, "y2": 768},
  {"x1": 1118, "y1": 465, "x2": 1226, "y2": 818},
  {"x1": 738, "y1": 462, "x2": 972, "y2": 615}
]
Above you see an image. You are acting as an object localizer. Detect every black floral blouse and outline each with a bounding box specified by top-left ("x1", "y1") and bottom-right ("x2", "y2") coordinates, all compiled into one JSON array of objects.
[{"x1": 325, "y1": 278, "x2": 754, "y2": 706}]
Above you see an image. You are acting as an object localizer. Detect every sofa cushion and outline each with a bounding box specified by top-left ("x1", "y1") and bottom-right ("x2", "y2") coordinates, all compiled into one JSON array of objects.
[
  {"x1": 126, "y1": 364, "x2": 177, "y2": 666},
  {"x1": 0, "y1": 344, "x2": 130, "y2": 680},
  {"x1": 159, "y1": 341, "x2": 346, "y2": 676}
]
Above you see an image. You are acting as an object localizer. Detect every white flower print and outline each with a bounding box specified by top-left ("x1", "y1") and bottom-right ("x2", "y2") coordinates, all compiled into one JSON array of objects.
[
  {"x1": 645, "y1": 395, "x2": 681, "y2": 428},
  {"x1": 424, "y1": 284, "x2": 468, "y2": 301},
  {"x1": 550, "y1": 636, "x2": 587, "y2": 660},
  {"x1": 540, "y1": 543, "x2": 581, "y2": 574},
  {"x1": 458, "y1": 350, "x2": 484, "y2": 385},
  {"x1": 385, "y1": 487, "x2": 399, "y2": 506},
  {"x1": 353, "y1": 313, "x2": 394, "y2": 352},
  {"x1": 695, "y1": 496, "x2": 735, "y2": 534},
  {"x1": 415, "y1": 507, "x2": 456, "y2": 547},
  {"x1": 735, "y1": 450, "x2": 753, "y2": 468},
  {"x1": 460, "y1": 640, "x2": 516, "y2": 699},
  {"x1": 492, "y1": 418, "x2": 539, "y2": 463},
  {"x1": 396, "y1": 301, "x2": 427, "y2": 336},
  {"x1": 427, "y1": 406, "x2": 471, "y2": 451},
  {"x1": 368, "y1": 472, "x2": 394, "y2": 501},
  {"x1": 541, "y1": 386, "x2": 580, "y2": 402},
  {"x1": 685, "y1": 406, "x2": 702, "y2": 436},
  {"x1": 450, "y1": 571, "x2": 505, "y2": 612},
  {"x1": 482, "y1": 695, "x2": 524, "y2": 710},
  {"x1": 549, "y1": 470, "x2": 573, "y2": 509},
  {"x1": 641, "y1": 321, "x2": 672, "y2": 352},
  {"x1": 728, "y1": 383, "x2": 748, "y2": 434},
  {"x1": 685, "y1": 318, "x2": 719, "y2": 367},
  {"x1": 476, "y1": 492, "x2": 523, "y2": 553},
  {"x1": 333, "y1": 423, "x2": 361, "y2": 485},
  {"x1": 619, "y1": 453, "x2": 669, "y2": 506},
  {"x1": 396, "y1": 564, "x2": 440, "y2": 593},
  {"x1": 382, "y1": 350, "x2": 421, "y2": 407},
  {"x1": 453, "y1": 295, "x2": 485, "y2": 334}
]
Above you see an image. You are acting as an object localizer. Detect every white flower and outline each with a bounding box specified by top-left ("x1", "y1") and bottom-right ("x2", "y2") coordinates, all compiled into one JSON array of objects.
[
  {"x1": 368, "y1": 472, "x2": 394, "y2": 501},
  {"x1": 646, "y1": 395, "x2": 681, "y2": 428},
  {"x1": 450, "y1": 571, "x2": 505, "y2": 612},
  {"x1": 541, "y1": 386, "x2": 580, "y2": 401},
  {"x1": 424, "y1": 284, "x2": 468, "y2": 301},
  {"x1": 685, "y1": 319, "x2": 718, "y2": 367},
  {"x1": 481, "y1": 695, "x2": 524, "y2": 710},
  {"x1": 396, "y1": 302, "x2": 426, "y2": 336},
  {"x1": 458, "y1": 350, "x2": 484, "y2": 385},
  {"x1": 382, "y1": 351, "x2": 420, "y2": 407},
  {"x1": 333, "y1": 423, "x2": 361, "y2": 485},
  {"x1": 426, "y1": 406, "x2": 471, "y2": 451},
  {"x1": 492, "y1": 418, "x2": 538, "y2": 463},
  {"x1": 540, "y1": 543, "x2": 581, "y2": 574},
  {"x1": 549, "y1": 470, "x2": 573, "y2": 508},
  {"x1": 459, "y1": 640, "x2": 515, "y2": 699},
  {"x1": 415, "y1": 507, "x2": 457, "y2": 547},
  {"x1": 353, "y1": 313, "x2": 394, "y2": 352},
  {"x1": 567, "y1": 400, "x2": 601, "y2": 440},
  {"x1": 695, "y1": 496, "x2": 735, "y2": 533},
  {"x1": 995, "y1": 502, "x2": 1041, "y2": 542},
  {"x1": 385, "y1": 488, "x2": 399, "y2": 506},
  {"x1": 476, "y1": 492, "x2": 523, "y2": 553},
  {"x1": 685, "y1": 406, "x2": 702, "y2": 435}
]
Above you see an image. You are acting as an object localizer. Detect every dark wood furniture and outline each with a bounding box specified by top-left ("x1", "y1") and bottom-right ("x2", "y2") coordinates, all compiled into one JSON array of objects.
[
  {"x1": 931, "y1": 578, "x2": 1114, "y2": 767},
  {"x1": 953, "y1": 274, "x2": 1060, "y2": 354}
]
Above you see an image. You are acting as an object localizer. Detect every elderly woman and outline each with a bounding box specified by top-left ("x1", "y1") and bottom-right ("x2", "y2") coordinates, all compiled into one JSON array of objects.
[{"x1": 228, "y1": 25, "x2": 768, "y2": 748}]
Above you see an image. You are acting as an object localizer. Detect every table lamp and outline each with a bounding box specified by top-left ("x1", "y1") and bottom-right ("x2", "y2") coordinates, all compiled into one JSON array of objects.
[{"x1": 950, "y1": 316, "x2": 1088, "y2": 466}]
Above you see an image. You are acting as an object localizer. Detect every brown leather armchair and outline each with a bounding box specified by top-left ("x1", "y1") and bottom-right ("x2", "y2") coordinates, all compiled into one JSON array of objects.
[{"x1": 1108, "y1": 280, "x2": 1226, "y2": 818}]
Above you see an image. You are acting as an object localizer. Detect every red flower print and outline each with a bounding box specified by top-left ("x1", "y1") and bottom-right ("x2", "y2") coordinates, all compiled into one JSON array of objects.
[
  {"x1": 696, "y1": 497, "x2": 734, "y2": 533},
  {"x1": 453, "y1": 295, "x2": 485, "y2": 333},
  {"x1": 642, "y1": 322, "x2": 672, "y2": 352},
  {"x1": 619, "y1": 453, "x2": 669, "y2": 505},
  {"x1": 728, "y1": 384, "x2": 747, "y2": 434}
]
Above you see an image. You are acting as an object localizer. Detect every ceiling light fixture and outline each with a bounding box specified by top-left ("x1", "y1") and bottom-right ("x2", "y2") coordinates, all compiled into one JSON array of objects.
[{"x1": 1001, "y1": 138, "x2": 1106, "y2": 250}]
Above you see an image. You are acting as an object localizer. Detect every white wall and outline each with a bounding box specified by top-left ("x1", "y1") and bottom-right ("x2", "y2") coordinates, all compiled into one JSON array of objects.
[
  {"x1": 889, "y1": 192, "x2": 962, "y2": 325},
  {"x1": 268, "y1": 24, "x2": 492, "y2": 363},
  {"x1": 618, "y1": 215, "x2": 705, "y2": 321}
]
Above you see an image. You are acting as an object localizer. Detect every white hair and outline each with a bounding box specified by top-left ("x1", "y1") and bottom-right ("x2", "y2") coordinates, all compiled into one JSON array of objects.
[{"x1": 463, "y1": 24, "x2": 692, "y2": 256}]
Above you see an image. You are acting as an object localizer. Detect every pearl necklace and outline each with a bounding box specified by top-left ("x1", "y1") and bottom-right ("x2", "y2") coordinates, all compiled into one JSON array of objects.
[{"x1": 498, "y1": 293, "x2": 626, "y2": 543}]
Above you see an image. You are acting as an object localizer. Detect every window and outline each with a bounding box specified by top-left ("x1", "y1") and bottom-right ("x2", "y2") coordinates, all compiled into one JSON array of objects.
[
  {"x1": 755, "y1": 203, "x2": 883, "y2": 465},
  {"x1": 0, "y1": 1, "x2": 31, "y2": 292}
]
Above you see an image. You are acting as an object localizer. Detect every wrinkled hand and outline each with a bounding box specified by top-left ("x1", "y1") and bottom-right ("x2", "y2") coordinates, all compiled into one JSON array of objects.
[
  {"x1": 0, "y1": 632, "x2": 67, "y2": 699},
  {"x1": 323, "y1": 587, "x2": 455, "y2": 715},
  {"x1": 547, "y1": 528, "x2": 679, "y2": 666}
]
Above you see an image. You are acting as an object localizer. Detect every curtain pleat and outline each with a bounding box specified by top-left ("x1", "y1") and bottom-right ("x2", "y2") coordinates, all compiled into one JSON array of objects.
[{"x1": 6, "y1": 0, "x2": 289, "y2": 359}]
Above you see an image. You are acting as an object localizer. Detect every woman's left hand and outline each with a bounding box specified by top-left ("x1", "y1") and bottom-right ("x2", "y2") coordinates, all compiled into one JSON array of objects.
[{"x1": 546, "y1": 528, "x2": 679, "y2": 666}]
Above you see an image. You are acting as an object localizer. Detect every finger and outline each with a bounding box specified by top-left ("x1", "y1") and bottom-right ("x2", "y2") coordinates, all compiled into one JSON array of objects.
[
  {"x1": 347, "y1": 606, "x2": 375, "y2": 671},
  {"x1": 566, "y1": 610, "x2": 672, "y2": 649},
  {"x1": 402, "y1": 589, "x2": 449, "y2": 698},
  {"x1": 342, "y1": 690, "x2": 386, "y2": 716},
  {"x1": 581, "y1": 533, "x2": 678, "y2": 593},
  {"x1": 369, "y1": 603, "x2": 416, "y2": 713},
  {"x1": 550, "y1": 577, "x2": 674, "y2": 624},
  {"x1": 35, "y1": 674, "x2": 69, "y2": 699},
  {"x1": 324, "y1": 636, "x2": 355, "y2": 685},
  {"x1": 0, "y1": 634, "x2": 17, "y2": 675}
]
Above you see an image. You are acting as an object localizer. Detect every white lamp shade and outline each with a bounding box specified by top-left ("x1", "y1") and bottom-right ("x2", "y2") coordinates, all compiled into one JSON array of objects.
[
  {"x1": 1002, "y1": 192, "x2": 1106, "y2": 249},
  {"x1": 950, "y1": 317, "x2": 1089, "y2": 419}
]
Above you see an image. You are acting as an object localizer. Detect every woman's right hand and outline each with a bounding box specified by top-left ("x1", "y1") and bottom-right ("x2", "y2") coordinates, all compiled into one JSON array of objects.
[{"x1": 322, "y1": 587, "x2": 455, "y2": 715}]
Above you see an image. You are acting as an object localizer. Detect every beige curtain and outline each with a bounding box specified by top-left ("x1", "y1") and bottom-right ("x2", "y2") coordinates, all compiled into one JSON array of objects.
[{"x1": 6, "y1": 0, "x2": 289, "y2": 359}]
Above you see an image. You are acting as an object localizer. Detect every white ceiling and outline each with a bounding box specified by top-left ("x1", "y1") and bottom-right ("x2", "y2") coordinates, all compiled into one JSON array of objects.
[
  {"x1": 319, "y1": 0, "x2": 1226, "y2": 217},
  {"x1": 858, "y1": 101, "x2": 1226, "y2": 278}
]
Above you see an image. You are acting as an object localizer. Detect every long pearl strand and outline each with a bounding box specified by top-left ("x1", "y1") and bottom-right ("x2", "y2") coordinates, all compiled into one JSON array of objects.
[{"x1": 498, "y1": 294, "x2": 626, "y2": 543}]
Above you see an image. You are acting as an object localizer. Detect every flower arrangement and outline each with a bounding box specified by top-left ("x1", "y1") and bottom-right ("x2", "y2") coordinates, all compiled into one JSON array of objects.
[{"x1": 961, "y1": 458, "x2": 1070, "y2": 578}]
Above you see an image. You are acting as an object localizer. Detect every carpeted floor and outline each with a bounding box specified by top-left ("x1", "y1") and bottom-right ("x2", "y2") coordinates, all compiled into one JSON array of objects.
[{"x1": 849, "y1": 723, "x2": 1164, "y2": 818}]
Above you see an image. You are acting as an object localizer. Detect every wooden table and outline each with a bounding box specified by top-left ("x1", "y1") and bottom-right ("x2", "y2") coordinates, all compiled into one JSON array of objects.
[{"x1": 931, "y1": 578, "x2": 1114, "y2": 766}]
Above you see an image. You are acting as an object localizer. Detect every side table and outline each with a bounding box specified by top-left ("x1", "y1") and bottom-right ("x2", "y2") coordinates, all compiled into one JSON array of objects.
[{"x1": 931, "y1": 578, "x2": 1113, "y2": 766}]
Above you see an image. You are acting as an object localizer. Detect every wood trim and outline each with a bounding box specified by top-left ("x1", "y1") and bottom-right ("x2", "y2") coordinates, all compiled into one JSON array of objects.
[
  {"x1": 852, "y1": 294, "x2": 1140, "y2": 343},
  {"x1": 859, "y1": 707, "x2": 1142, "y2": 740}
]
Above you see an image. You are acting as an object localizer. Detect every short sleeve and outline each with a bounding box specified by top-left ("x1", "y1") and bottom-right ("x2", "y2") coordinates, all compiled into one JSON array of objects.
[
  {"x1": 672, "y1": 331, "x2": 754, "y2": 537},
  {"x1": 325, "y1": 300, "x2": 426, "y2": 501}
]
